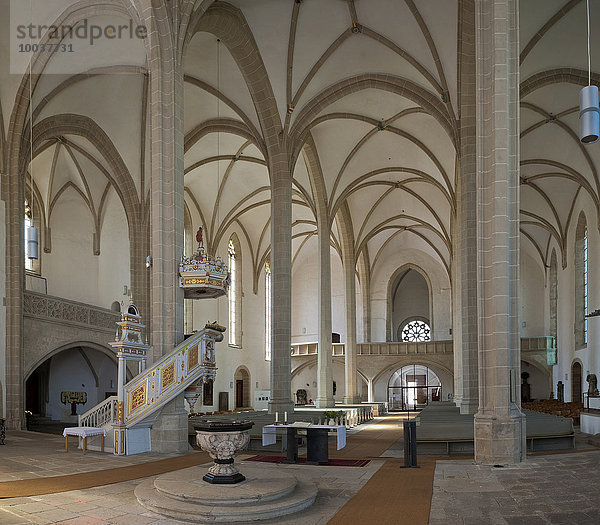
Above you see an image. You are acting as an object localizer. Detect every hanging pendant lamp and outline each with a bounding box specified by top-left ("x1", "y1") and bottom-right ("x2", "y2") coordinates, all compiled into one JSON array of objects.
[
  {"x1": 580, "y1": 0, "x2": 599, "y2": 144},
  {"x1": 26, "y1": 0, "x2": 38, "y2": 261}
]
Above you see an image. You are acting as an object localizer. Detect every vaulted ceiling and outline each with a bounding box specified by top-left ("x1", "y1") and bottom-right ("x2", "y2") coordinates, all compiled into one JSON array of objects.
[{"x1": 4, "y1": 0, "x2": 599, "y2": 284}]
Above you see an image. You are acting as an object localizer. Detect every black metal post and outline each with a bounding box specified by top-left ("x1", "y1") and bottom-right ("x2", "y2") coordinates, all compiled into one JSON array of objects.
[{"x1": 401, "y1": 420, "x2": 419, "y2": 468}]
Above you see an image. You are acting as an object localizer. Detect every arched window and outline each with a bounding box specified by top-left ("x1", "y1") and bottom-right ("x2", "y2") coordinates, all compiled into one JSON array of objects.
[
  {"x1": 549, "y1": 250, "x2": 557, "y2": 340},
  {"x1": 265, "y1": 261, "x2": 272, "y2": 361},
  {"x1": 575, "y1": 213, "x2": 588, "y2": 346},
  {"x1": 228, "y1": 235, "x2": 242, "y2": 347},
  {"x1": 399, "y1": 318, "x2": 431, "y2": 342},
  {"x1": 25, "y1": 200, "x2": 33, "y2": 271}
]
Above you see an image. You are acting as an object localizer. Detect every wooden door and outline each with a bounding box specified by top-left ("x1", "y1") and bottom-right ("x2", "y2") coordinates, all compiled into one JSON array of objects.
[{"x1": 235, "y1": 380, "x2": 244, "y2": 408}]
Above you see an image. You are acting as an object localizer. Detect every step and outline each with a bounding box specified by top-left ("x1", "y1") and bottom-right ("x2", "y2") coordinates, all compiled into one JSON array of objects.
[
  {"x1": 135, "y1": 466, "x2": 317, "y2": 523},
  {"x1": 153, "y1": 465, "x2": 298, "y2": 505}
]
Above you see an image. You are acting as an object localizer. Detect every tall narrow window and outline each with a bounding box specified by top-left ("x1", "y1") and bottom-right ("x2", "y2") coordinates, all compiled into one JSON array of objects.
[
  {"x1": 25, "y1": 200, "x2": 33, "y2": 272},
  {"x1": 549, "y1": 250, "x2": 558, "y2": 340},
  {"x1": 228, "y1": 235, "x2": 242, "y2": 347},
  {"x1": 265, "y1": 261, "x2": 272, "y2": 361},
  {"x1": 584, "y1": 227, "x2": 588, "y2": 344},
  {"x1": 575, "y1": 213, "x2": 588, "y2": 347}
]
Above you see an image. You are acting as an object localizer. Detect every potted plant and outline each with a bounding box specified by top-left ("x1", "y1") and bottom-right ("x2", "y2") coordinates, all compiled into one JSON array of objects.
[{"x1": 322, "y1": 410, "x2": 344, "y2": 425}]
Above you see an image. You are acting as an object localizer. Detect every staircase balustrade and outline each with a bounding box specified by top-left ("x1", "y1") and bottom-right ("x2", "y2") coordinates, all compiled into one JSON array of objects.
[{"x1": 78, "y1": 396, "x2": 118, "y2": 428}]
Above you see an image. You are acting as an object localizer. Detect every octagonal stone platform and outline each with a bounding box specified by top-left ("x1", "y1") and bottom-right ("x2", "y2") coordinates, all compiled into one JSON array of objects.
[{"x1": 135, "y1": 464, "x2": 317, "y2": 522}]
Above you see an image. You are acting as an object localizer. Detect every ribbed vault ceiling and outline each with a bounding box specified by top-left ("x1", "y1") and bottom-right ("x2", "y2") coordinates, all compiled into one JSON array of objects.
[{"x1": 10, "y1": 0, "x2": 600, "y2": 284}]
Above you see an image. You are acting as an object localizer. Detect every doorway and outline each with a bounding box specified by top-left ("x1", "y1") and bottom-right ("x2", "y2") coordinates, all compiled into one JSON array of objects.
[
  {"x1": 572, "y1": 361, "x2": 582, "y2": 403},
  {"x1": 234, "y1": 367, "x2": 250, "y2": 408},
  {"x1": 388, "y1": 364, "x2": 441, "y2": 411},
  {"x1": 235, "y1": 380, "x2": 244, "y2": 408}
]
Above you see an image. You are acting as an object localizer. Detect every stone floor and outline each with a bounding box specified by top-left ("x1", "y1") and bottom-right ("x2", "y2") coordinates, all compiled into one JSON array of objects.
[
  {"x1": 429, "y1": 450, "x2": 600, "y2": 525},
  {"x1": 0, "y1": 430, "x2": 383, "y2": 524},
  {"x1": 1, "y1": 421, "x2": 599, "y2": 524}
]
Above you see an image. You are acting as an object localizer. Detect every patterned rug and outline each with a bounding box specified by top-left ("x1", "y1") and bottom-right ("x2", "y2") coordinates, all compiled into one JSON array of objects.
[{"x1": 245, "y1": 455, "x2": 370, "y2": 467}]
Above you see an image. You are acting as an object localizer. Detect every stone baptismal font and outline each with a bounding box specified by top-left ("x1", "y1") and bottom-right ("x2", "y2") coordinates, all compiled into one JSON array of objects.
[{"x1": 194, "y1": 419, "x2": 254, "y2": 484}]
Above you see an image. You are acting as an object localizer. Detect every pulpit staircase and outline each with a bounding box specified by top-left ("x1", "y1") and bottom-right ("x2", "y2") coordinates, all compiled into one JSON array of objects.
[{"x1": 78, "y1": 325, "x2": 221, "y2": 454}]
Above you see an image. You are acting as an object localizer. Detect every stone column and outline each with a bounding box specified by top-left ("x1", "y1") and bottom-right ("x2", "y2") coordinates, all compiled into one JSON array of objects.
[
  {"x1": 367, "y1": 379, "x2": 374, "y2": 403},
  {"x1": 454, "y1": 0, "x2": 479, "y2": 415},
  {"x1": 316, "y1": 219, "x2": 334, "y2": 408},
  {"x1": 148, "y1": 20, "x2": 185, "y2": 362},
  {"x1": 340, "y1": 217, "x2": 359, "y2": 403},
  {"x1": 357, "y1": 251, "x2": 371, "y2": 342},
  {"x1": 268, "y1": 149, "x2": 294, "y2": 415},
  {"x1": 473, "y1": 0, "x2": 525, "y2": 464},
  {"x1": 130, "y1": 217, "x2": 150, "y2": 336}
]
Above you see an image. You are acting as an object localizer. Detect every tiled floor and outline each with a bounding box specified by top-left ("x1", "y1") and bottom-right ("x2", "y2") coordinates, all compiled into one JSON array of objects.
[{"x1": 429, "y1": 450, "x2": 600, "y2": 525}]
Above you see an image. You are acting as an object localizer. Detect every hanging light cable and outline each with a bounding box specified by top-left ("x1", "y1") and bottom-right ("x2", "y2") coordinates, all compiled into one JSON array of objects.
[
  {"x1": 177, "y1": 37, "x2": 229, "y2": 301},
  {"x1": 580, "y1": 0, "x2": 599, "y2": 144},
  {"x1": 27, "y1": 0, "x2": 38, "y2": 261},
  {"x1": 216, "y1": 38, "x2": 221, "y2": 238}
]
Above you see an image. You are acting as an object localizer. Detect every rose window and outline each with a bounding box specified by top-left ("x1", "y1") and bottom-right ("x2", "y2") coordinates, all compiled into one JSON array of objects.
[{"x1": 401, "y1": 320, "x2": 431, "y2": 342}]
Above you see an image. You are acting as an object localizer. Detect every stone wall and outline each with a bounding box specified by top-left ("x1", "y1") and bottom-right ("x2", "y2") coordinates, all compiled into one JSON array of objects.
[{"x1": 23, "y1": 291, "x2": 119, "y2": 377}]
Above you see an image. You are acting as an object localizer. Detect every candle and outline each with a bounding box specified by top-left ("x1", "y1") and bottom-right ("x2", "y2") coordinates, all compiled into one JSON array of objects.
[
  {"x1": 284, "y1": 411, "x2": 288, "y2": 423},
  {"x1": 275, "y1": 412, "x2": 279, "y2": 422}
]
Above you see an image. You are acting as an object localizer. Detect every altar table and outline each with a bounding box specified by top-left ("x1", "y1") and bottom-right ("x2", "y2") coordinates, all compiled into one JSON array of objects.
[
  {"x1": 63, "y1": 427, "x2": 106, "y2": 454},
  {"x1": 262, "y1": 423, "x2": 346, "y2": 463}
]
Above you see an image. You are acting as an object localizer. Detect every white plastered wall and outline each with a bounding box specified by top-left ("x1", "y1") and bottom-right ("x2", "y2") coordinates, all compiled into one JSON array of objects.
[
  {"x1": 370, "y1": 245, "x2": 451, "y2": 342},
  {"x1": 392, "y1": 269, "x2": 430, "y2": 341},
  {"x1": 42, "y1": 188, "x2": 129, "y2": 309},
  {"x1": 190, "y1": 227, "x2": 271, "y2": 411},
  {"x1": 45, "y1": 348, "x2": 116, "y2": 420},
  {"x1": 520, "y1": 250, "x2": 546, "y2": 337},
  {"x1": 553, "y1": 193, "x2": 600, "y2": 401}
]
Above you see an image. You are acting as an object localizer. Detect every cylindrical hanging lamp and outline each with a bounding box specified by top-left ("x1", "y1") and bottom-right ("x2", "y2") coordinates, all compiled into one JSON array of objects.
[
  {"x1": 580, "y1": 0, "x2": 599, "y2": 144},
  {"x1": 580, "y1": 85, "x2": 599, "y2": 144},
  {"x1": 27, "y1": 225, "x2": 38, "y2": 260}
]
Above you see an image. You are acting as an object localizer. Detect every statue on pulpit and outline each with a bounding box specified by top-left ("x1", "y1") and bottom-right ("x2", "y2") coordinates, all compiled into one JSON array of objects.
[{"x1": 587, "y1": 374, "x2": 599, "y2": 396}]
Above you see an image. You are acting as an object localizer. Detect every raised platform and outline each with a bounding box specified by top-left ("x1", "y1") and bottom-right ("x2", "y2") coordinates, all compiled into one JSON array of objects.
[
  {"x1": 581, "y1": 411, "x2": 600, "y2": 435},
  {"x1": 415, "y1": 402, "x2": 575, "y2": 455},
  {"x1": 135, "y1": 464, "x2": 317, "y2": 522}
]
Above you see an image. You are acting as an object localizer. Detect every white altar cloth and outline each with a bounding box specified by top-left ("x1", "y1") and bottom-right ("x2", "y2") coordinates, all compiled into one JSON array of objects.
[
  {"x1": 262, "y1": 424, "x2": 346, "y2": 450},
  {"x1": 63, "y1": 427, "x2": 106, "y2": 439},
  {"x1": 63, "y1": 427, "x2": 106, "y2": 454}
]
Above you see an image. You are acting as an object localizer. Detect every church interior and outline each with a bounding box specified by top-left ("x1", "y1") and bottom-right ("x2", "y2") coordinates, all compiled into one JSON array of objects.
[{"x1": 1, "y1": 0, "x2": 600, "y2": 523}]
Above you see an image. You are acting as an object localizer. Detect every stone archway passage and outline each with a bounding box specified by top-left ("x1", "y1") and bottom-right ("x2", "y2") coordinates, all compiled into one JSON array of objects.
[
  {"x1": 234, "y1": 368, "x2": 250, "y2": 408},
  {"x1": 388, "y1": 364, "x2": 441, "y2": 411}
]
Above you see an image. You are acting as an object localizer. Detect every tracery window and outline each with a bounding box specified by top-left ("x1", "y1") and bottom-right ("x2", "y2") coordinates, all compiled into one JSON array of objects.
[
  {"x1": 265, "y1": 261, "x2": 272, "y2": 361},
  {"x1": 400, "y1": 319, "x2": 431, "y2": 342},
  {"x1": 575, "y1": 213, "x2": 588, "y2": 347},
  {"x1": 584, "y1": 227, "x2": 588, "y2": 344},
  {"x1": 25, "y1": 200, "x2": 33, "y2": 272},
  {"x1": 228, "y1": 235, "x2": 242, "y2": 347},
  {"x1": 549, "y1": 250, "x2": 557, "y2": 340}
]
